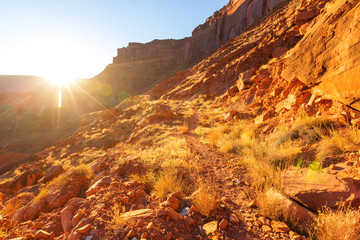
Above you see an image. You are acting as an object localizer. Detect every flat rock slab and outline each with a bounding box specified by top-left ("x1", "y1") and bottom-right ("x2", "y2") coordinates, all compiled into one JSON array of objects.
[
  {"x1": 282, "y1": 167, "x2": 357, "y2": 211},
  {"x1": 121, "y1": 209, "x2": 154, "y2": 219}
]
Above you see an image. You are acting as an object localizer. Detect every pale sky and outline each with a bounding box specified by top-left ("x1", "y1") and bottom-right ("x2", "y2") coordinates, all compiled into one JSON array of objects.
[{"x1": 0, "y1": 0, "x2": 228, "y2": 79}]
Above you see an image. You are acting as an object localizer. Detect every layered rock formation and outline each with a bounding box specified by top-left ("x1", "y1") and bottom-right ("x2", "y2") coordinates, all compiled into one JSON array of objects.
[
  {"x1": 88, "y1": 0, "x2": 289, "y2": 105},
  {"x1": 287, "y1": 0, "x2": 360, "y2": 110}
]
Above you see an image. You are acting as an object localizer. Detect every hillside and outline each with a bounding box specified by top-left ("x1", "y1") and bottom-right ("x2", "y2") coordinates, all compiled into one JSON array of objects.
[
  {"x1": 86, "y1": 0, "x2": 289, "y2": 107},
  {"x1": 2, "y1": 0, "x2": 360, "y2": 239}
]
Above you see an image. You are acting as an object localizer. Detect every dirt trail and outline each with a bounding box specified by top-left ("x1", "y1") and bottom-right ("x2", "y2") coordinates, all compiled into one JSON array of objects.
[{"x1": 183, "y1": 134, "x2": 264, "y2": 239}]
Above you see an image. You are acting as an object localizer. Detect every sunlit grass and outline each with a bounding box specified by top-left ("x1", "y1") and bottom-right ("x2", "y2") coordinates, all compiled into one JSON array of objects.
[
  {"x1": 192, "y1": 182, "x2": 218, "y2": 217},
  {"x1": 316, "y1": 126, "x2": 360, "y2": 160},
  {"x1": 35, "y1": 164, "x2": 92, "y2": 202},
  {"x1": 112, "y1": 202, "x2": 127, "y2": 229},
  {"x1": 310, "y1": 206, "x2": 360, "y2": 240}
]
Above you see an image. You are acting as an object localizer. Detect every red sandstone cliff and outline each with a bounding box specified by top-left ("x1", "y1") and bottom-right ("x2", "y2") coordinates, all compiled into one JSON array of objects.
[{"x1": 87, "y1": 0, "x2": 289, "y2": 106}]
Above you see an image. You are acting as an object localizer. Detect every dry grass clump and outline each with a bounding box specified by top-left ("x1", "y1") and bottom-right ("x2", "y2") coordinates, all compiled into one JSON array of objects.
[
  {"x1": 257, "y1": 189, "x2": 301, "y2": 231},
  {"x1": 153, "y1": 172, "x2": 186, "y2": 199},
  {"x1": 112, "y1": 202, "x2": 127, "y2": 228},
  {"x1": 270, "y1": 114, "x2": 329, "y2": 146},
  {"x1": 207, "y1": 120, "x2": 301, "y2": 191},
  {"x1": 310, "y1": 206, "x2": 360, "y2": 240},
  {"x1": 134, "y1": 136, "x2": 194, "y2": 169},
  {"x1": 35, "y1": 164, "x2": 92, "y2": 202},
  {"x1": 192, "y1": 183, "x2": 218, "y2": 217},
  {"x1": 3, "y1": 192, "x2": 35, "y2": 216},
  {"x1": 316, "y1": 126, "x2": 360, "y2": 160},
  {"x1": 124, "y1": 135, "x2": 198, "y2": 199},
  {"x1": 208, "y1": 121, "x2": 254, "y2": 153}
]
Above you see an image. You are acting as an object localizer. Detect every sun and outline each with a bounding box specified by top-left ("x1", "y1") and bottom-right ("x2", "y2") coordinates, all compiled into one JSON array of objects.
[{"x1": 45, "y1": 75, "x2": 75, "y2": 87}]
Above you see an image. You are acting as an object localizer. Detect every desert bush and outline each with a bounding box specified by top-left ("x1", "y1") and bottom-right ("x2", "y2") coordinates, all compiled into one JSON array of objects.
[
  {"x1": 208, "y1": 121, "x2": 254, "y2": 153},
  {"x1": 3, "y1": 192, "x2": 34, "y2": 216},
  {"x1": 317, "y1": 126, "x2": 360, "y2": 160},
  {"x1": 257, "y1": 190, "x2": 303, "y2": 232},
  {"x1": 310, "y1": 206, "x2": 360, "y2": 240},
  {"x1": 192, "y1": 183, "x2": 218, "y2": 217},
  {"x1": 152, "y1": 168, "x2": 194, "y2": 199},
  {"x1": 270, "y1": 114, "x2": 329, "y2": 146}
]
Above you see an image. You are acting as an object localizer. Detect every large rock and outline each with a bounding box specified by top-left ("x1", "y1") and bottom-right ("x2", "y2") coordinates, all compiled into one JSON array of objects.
[
  {"x1": 61, "y1": 198, "x2": 86, "y2": 238},
  {"x1": 0, "y1": 153, "x2": 37, "y2": 175},
  {"x1": 85, "y1": 176, "x2": 111, "y2": 197},
  {"x1": 0, "y1": 167, "x2": 43, "y2": 194},
  {"x1": 12, "y1": 199, "x2": 46, "y2": 221},
  {"x1": 282, "y1": 167, "x2": 358, "y2": 211},
  {"x1": 265, "y1": 189, "x2": 315, "y2": 223},
  {"x1": 43, "y1": 165, "x2": 65, "y2": 183},
  {"x1": 287, "y1": 0, "x2": 360, "y2": 111}
]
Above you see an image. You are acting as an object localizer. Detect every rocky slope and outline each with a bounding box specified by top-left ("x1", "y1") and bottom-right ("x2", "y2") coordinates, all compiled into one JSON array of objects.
[
  {"x1": 87, "y1": 0, "x2": 289, "y2": 106},
  {"x1": 2, "y1": 0, "x2": 360, "y2": 239}
]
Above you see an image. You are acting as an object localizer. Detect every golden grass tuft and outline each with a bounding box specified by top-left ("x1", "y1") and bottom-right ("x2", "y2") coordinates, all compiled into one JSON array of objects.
[
  {"x1": 35, "y1": 164, "x2": 92, "y2": 202},
  {"x1": 153, "y1": 171, "x2": 186, "y2": 199},
  {"x1": 317, "y1": 126, "x2": 360, "y2": 160},
  {"x1": 192, "y1": 183, "x2": 218, "y2": 217},
  {"x1": 310, "y1": 206, "x2": 360, "y2": 240},
  {"x1": 3, "y1": 199, "x2": 19, "y2": 216},
  {"x1": 256, "y1": 189, "x2": 304, "y2": 233},
  {"x1": 270, "y1": 114, "x2": 328, "y2": 146},
  {"x1": 3, "y1": 192, "x2": 35, "y2": 216},
  {"x1": 112, "y1": 202, "x2": 127, "y2": 229}
]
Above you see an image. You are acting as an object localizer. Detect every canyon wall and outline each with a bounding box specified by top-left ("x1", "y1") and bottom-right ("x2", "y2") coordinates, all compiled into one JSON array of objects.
[
  {"x1": 286, "y1": 0, "x2": 360, "y2": 111},
  {"x1": 88, "y1": 0, "x2": 288, "y2": 106}
]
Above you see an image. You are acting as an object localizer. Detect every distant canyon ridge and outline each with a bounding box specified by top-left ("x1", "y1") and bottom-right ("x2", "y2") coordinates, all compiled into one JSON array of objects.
[{"x1": 88, "y1": 0, "x2": 289, "y2": 105}]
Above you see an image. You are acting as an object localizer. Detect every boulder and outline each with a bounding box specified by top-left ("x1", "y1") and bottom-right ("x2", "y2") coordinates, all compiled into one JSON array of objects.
[
  {"x1": 61, "y1": 198, "x2": 85, "y2": 238},
  {"x1": 282, "y1": 167, "x2": 358, "y2": 211},
  {"x1": 254, "y1": 110, "x2": 275, "y2": 124},
  {"x1": 34, "y1": 230, "x2": 52, "y2": 239},
  {"x1": 85, "y1": 176, "x2": 111, "y2": 197},
  {"x1": 12, "y1": 199, "x2": 46, "y2": 221},
  {"x1": 0, "y1": 167, "x2": 43, "y2": 194},
  {"x1": 43, "y1": 165, "x2": 65, "y2": 183},
  {"x1": 295, "y1": 8, "x2": 319, "y2": 27},
  {"x1": 160, "y1": 196, "x2": 180, "y2": 211},
  {"x1": 227, "y1": 86, "x2": 239, "y2": 97},
  {"x1": 165, "y1": 207, "x2": 180, "y2": 220},
  {"x1": 265, "y1": 189, "x2": 315, "y2": 223},
  {"x1": 237, "y1": 68, "x2": 255, "y2": 90},
  {"x1": 271, "y1": 221, "x2": 290, "y2": 233}
]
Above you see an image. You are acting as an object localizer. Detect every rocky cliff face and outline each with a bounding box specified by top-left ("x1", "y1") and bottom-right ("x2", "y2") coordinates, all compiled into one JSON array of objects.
[
  {"x1": 89, "y1": 0, "x2": 288, "y2": 106},
  {"x1": 286, "y1": 0, "x2": 360, "y2": 111}
]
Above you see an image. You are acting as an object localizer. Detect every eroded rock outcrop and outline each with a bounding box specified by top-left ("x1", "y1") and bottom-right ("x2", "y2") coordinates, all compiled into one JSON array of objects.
[{"x1": 287, "y1": 0, "x2": 360, "y2": 110}]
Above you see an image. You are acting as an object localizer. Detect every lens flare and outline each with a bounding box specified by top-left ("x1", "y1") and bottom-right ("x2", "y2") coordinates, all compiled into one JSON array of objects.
[
  {"x1": 46, "y1": 75, "x2": 74, "y2": 87},
  {"x1": 58, "y1": 89, "x2": 62, "y2": 108}
]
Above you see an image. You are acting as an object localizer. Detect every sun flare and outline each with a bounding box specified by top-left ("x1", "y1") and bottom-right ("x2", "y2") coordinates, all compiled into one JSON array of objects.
[{"x1": 45, "y1": 75, "x2": 75, "y2": 87}]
